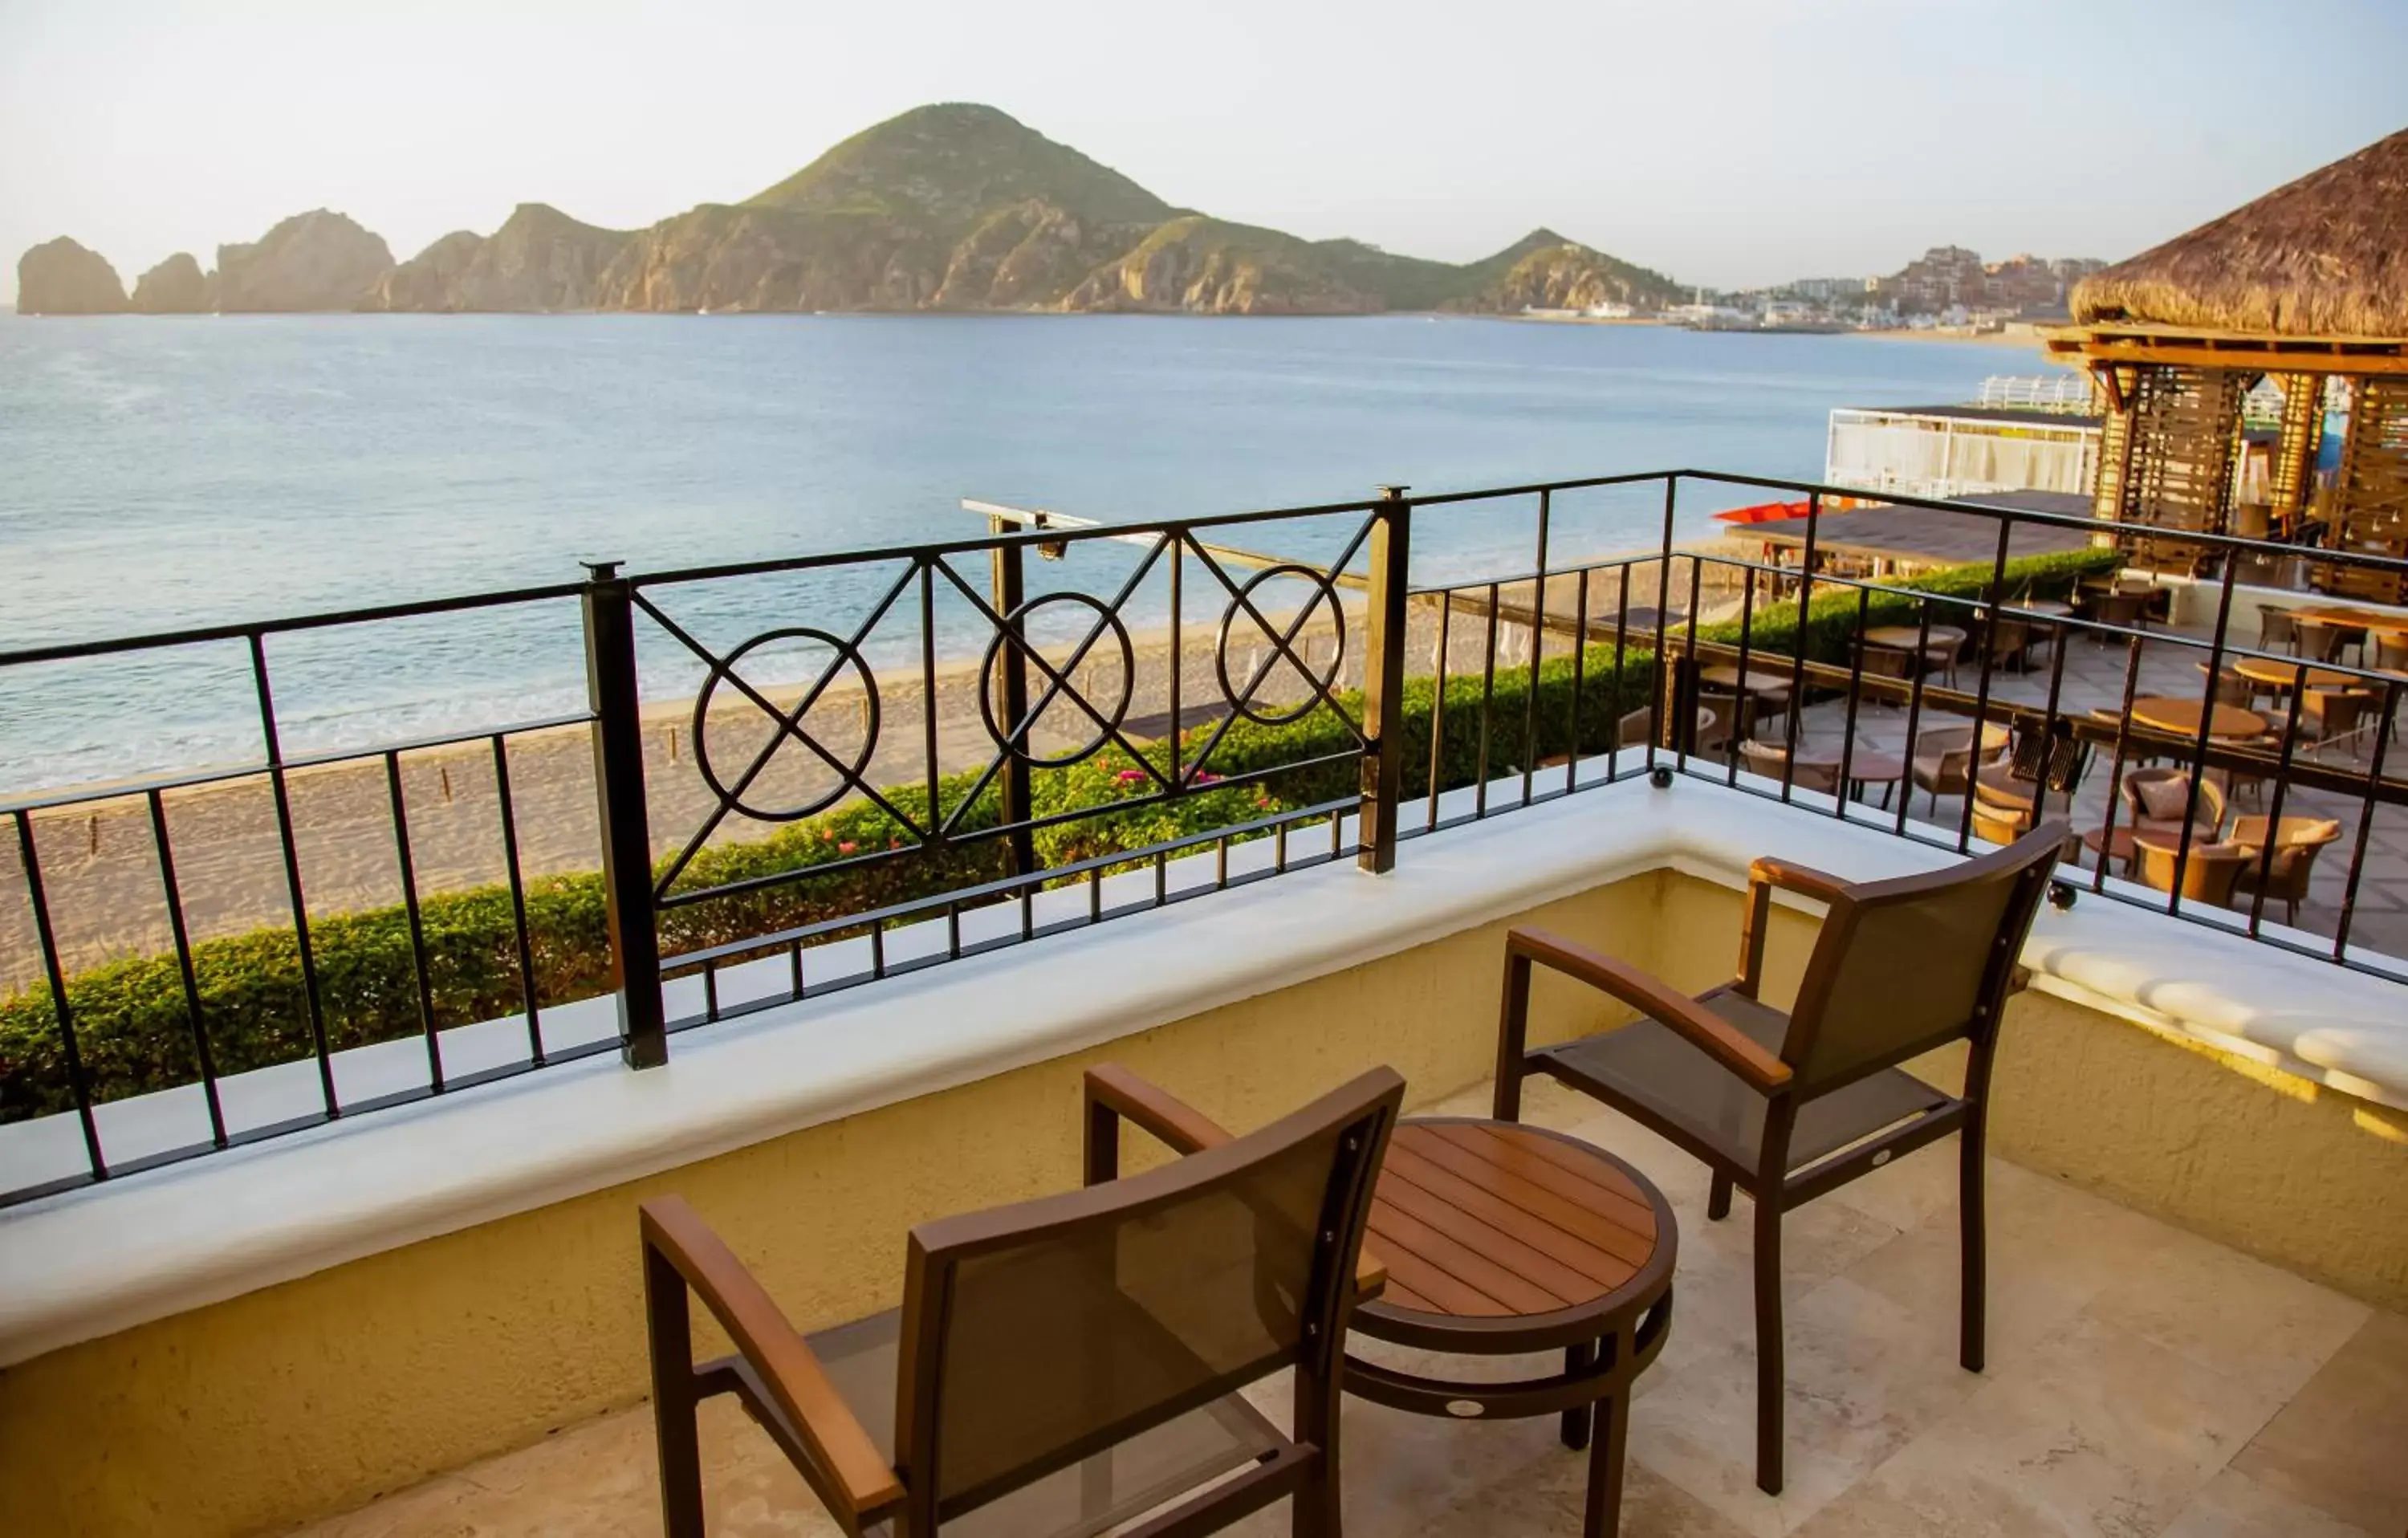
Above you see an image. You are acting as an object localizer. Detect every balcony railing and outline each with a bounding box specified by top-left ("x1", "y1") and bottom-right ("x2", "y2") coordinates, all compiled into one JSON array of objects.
[{"x1": 4, "y1": 471, "x2": 2404, "y2": 1205}]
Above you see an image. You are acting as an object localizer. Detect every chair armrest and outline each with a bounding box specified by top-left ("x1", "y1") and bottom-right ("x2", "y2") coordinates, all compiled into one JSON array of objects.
[
  {"x1": 1084, "y1": 1064, "x2": 1233, "y2": 1161},
  {"x1": 1083, "y1": 1065, "x2": 1386, "y2": 1300},
  {"x1": 640, "y1": 1197, "x2": 903, "y2": 1525},
  {"x1": 1747, "y1": 856, "x2": 1852, "y2": 905},
  {"x1": 1506, "y1": 928, "x2": 1792, "y2": 1092}
]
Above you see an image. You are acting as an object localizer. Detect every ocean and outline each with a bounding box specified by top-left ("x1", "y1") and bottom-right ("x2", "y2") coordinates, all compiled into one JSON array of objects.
[{"x1": 0, "y1": 312, "x2": 2052, "y2": 791}]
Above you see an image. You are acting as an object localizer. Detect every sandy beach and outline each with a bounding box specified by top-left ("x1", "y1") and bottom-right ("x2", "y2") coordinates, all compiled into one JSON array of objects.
[{"x1": 2, "y1": 551, "x2": 1742, "y2": 991}]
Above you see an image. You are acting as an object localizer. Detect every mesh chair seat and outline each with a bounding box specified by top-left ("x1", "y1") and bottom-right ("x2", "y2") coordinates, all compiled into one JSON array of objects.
[
  {"x1": 808, "y1": 1304, "x2": 1287, "y2": 1537},
  {"x1": 1531, "y1": 985, "x2": 1950, "y2": 1174}
]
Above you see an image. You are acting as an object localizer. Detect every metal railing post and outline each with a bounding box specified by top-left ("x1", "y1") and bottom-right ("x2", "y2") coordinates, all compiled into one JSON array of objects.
[
  {"x1": 988, "y1": 518, "x2": 1038, "y2": 878},
  {"x1": 582, "y1": 559, "x2": 667, "y2": 1068},
  {"x1": 1358, "y1": 486, "x2": 1412, "y2": 873}
]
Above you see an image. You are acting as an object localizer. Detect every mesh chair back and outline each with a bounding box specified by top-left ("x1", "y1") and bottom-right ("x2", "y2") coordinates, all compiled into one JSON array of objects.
[
  {"x1": 895, "y1": 1070, "x2": 1399, "y2": 1523},
  {"x1": 1782, "y1": 826, "x2": 2063, "y2": 1091}
]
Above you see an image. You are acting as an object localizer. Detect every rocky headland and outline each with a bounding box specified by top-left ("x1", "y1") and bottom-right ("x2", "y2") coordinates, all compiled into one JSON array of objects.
[{"x1": 16, "y1": 104, "x2": 1689, "y2": 318}]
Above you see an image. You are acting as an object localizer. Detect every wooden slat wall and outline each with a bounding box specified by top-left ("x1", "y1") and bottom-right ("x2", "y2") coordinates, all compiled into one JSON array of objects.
[
  {"x1": 2110, "y1": 364, "x2": 2247, "y2": 573},
  {"x1": 2328, "y1": 377, "x2": 2408, "y2": 604},
  {"x1": 2268, "y1": 373, "x2": 2325, "y2": 537}
]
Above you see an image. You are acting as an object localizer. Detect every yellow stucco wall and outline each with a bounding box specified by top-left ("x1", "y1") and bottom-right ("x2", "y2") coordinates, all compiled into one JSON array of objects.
[
  {"x1": 2, "y1": 865, "x2": 2402, "y2": 1538},
  {"x1": 0, "y1": 877, "x2": 1663, "y2": 1538}
]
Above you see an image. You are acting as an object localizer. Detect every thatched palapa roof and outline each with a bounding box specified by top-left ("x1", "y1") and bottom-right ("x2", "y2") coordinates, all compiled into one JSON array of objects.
[{"x1": 2072, "y1": 126, "x2": 2408, "y2": 339}]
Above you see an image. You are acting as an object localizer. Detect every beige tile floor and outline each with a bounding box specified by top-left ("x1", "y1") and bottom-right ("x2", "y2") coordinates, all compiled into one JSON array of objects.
[{"x1": 288, "y1": 1077, "x2": 2408, "y2": 1538}]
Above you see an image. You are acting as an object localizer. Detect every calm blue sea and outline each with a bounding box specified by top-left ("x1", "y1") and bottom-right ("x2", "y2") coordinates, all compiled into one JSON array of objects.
[{"x1": 0, "y1": 313, "x2": 2054, "y2": 790}]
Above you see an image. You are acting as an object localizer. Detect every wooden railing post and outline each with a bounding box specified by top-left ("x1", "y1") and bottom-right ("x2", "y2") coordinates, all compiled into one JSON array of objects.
[
  {"x1": 1358, "y1": 486, "x2": 1412, "y2": 873},
  {"x1": 989, "y1": 519, "x2": 1038, "y2": 878},
  {"x1": 582, "y1": 560, "x2": 667, "y2": 1068}
]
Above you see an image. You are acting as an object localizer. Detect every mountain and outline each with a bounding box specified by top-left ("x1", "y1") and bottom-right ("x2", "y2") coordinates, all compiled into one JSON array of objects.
[
  {"x1": 19, "y1": 104, "x2": 1689, "y2": 317},
  {"x1": 17, "y1": 237, "x2": 127, "y2": 314},
  {"x1": 214, "y1": 210, "x2": 394, "y2": 311}
]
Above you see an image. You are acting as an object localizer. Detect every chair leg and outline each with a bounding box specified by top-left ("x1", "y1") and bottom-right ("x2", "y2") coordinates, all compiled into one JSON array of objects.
[
  {"x1": 1961, "y1": 1115, "x2": 1987, "y2": 1374},
  {"x1": 1291, "y1": 1369, "x2": 1340, "y2": 1538},
  {"x1": 644, "y1": 1249, "x2": 708, "y2": 1538},
  {"x1": 1753, "y1": 1198, "x2": 1784, "y2": 1495},
  {"x1": 1707, "y1": 1172, "x2": 1733, "y2": 1222}
]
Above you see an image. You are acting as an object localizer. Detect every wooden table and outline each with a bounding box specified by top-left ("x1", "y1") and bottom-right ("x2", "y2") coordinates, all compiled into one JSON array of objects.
[
  {"x1": 2128, "y1": 697, "x2": 2267, "y2": 740},
  {"x1": 2230, "y1": 656, "x2": 2366, "y2": 694},
  {"x1": 2016, "y1": 600, "x2": 2075, "y2": 618},
  {"x1": 1698, "y1": 663, "x2": 1796, "y2": 695},
  {"x1": 1863, "y1": 625, "x2": 1968, "y2": 650},
  {"x1": 1346, "y1": 1119, "x2": 1676, "y2": 1538},
  {"x1": 2292, "y1": 604, "x2": 2408, "y2": 635}
]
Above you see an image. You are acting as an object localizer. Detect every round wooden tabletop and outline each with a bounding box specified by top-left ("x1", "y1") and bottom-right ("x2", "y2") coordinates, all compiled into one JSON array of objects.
[
  {"x1": 1352, "y1": 1120, "x2": 1672, "y2": 1346},
  {"x1": 1698, "y1": 664, "x2": 1796, "y2": 695},
  {"x1": 2018, "y1": 600, "x2": 2075, "y2": 618},
  {"x1": 1864, "y1": 625, "x2": 1967, "y2": 649},
  {"x1": 2129, "y1": 696, "x2": 2267, "y2": 739},
  {"x1": 2230, "y1": 656, "x2": 2365, "y2": 691}
]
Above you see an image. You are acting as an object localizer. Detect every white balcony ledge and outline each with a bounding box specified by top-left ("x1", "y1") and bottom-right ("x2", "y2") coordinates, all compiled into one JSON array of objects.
[{"x1": 3, "y1": 768, "x2": 2404, "y2": 1369}]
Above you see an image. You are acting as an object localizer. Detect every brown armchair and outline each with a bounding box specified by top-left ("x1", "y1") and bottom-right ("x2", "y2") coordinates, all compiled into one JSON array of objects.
[
  {"x1": 2117, "y1": 767, "x2": 2227, "y2": 844},
  {"x1": 641, "y1": 1064, "x2": 1403, "y2": 1538},
  {"x1": 1910, "y1": 722, "x2": 2011, "y2": 812},
  {"x1": 1492, "y1": 825, "x2": 2068, "y2": 1495},
  {"x1": 2132, "y1": 833, "x2": 2254, "y2": 909},
  {"x1": 2231, "y1": 815, "x2": 2345, "y2": 926}
]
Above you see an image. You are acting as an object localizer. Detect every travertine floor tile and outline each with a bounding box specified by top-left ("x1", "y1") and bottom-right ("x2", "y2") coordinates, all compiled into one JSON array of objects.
[
  {"x1": 1624, "y1": 1277, "x2": 1981, "y2": 1536},
  {"x1": 2081, "y1": 1225, "x2": 2369, "y2": 1403},
  {"x1": 1804, "y1": 1314, "x2": 2284, "y2": 1538},
  {"x1": 2156, "y1": 1465, "x2": 2378, "y2": 1538},
  {"x1": 2228, "y1": 1306, "x2": 2408, "y2": 1537}
]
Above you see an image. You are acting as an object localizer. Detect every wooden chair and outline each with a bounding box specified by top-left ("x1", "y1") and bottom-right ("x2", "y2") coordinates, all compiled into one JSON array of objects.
[
  {"x1": 2231, "y1": 815, "x2": 2345, "y2": 926},
  {"x1": 2377, "y1": 634, "x2": 2408, "y2": 672},
  {"x1": 1493, "y1": 824, "x2": 2068, "y2": 1495},
  {"x1": 1910, "y1": 722, "x2": 2011, "y2": 813},
  {"x1": 2302, "y1": 688, "x2": 2376, "y2": 755},
  {"x1": 640, "y1": 1065, "x2": 1403, "y2": 1538}
]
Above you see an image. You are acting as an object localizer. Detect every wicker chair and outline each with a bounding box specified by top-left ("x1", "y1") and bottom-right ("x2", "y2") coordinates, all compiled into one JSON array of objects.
[
  {"x1": 1739, "y1": 739, "x2": 1845, "y2": 796},
  {"x1": 2231, "y1": 815, "x2": 2345, "y2": 926},
  {"x1": 1492, "y1": 825, "x2": 2068, "y2": 1496},
  {"x1": 1910, "y1": 722, "x2": 2012, "y2": 813},
  {"x1": 2117, "y1": 767, "x2": 2227, "y2": 844},
  {"x1": 2377, "y1": 634, "x2": 2408, "y2": 671},
  {"x1": 640, "y1": 1065, "x2": 1401, "y2": 1538},
  {"x1": 2132, "y1": 833, "x2": 2254, "y2": 909},
  {"x1": 2258, "y1": 608, "x2": 2300, "y2": 655}
]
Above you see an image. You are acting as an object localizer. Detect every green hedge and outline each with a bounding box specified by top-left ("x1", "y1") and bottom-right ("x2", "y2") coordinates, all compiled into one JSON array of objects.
[{"x1": 0, "y1": 547, "x2": 2112, "y2": 1120}]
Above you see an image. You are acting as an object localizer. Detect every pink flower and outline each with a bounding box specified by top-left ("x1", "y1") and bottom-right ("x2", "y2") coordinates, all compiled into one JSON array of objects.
[
  {"x1": 1194, "y1": 771, "x2": 1222, "y2": 785},
  {"x1": 838, "y1": 840, "x2": 858, "y2": 855},
  {"x1": 1115, "y1": 768, "x2": 1146, "y2": 784}
]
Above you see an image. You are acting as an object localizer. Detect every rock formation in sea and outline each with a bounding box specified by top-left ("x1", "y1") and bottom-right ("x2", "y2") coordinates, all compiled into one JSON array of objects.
[
  {"x1": 363, "y1": 204, "x2": 632, "y2": 311},
  {"x1": 16, "y1": 238, "x2": 128, "y2": 314},
  {"x1": 213, "y1": 210, "x2": 394, "y2": 312},
  {"x1": 17, "y1": 104, "x2": 1691, "y2": 318},
  {"x1": 130, "y1": 253, "x2": 209, "y2": 313}
]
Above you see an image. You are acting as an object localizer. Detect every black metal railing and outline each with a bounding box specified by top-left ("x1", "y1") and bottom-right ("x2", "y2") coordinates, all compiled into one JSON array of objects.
[{"x1": 4, "y1": 470, "x2": 2405, "y2": 1205}]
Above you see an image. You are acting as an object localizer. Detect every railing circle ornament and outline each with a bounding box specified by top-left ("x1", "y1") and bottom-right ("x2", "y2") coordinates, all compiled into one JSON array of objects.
[
  {"x1": 1215, "y1": 563, "x2": 1345, "y2": 726},
  {"x1": 692, "y1": 627, "x2": 881, "y2": 823},
  {"x1": 978, "y1": 592, "x2": 1137, "y2": 767}
]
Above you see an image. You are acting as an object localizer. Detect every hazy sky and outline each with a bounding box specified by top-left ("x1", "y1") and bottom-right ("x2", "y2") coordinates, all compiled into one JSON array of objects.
[{"x1": 4, "y1": 0, "x2": 2404, "y2": 305}]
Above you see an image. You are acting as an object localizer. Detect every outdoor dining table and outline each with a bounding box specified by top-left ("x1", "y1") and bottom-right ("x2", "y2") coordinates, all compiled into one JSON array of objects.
[
  {"x1": 2015, "y1": 600, "x2": 2074, "y2": 618},
  {"x1": 2127, "y1": 697, "x2": 2267, "y2": 741},
  {"x1": 2227, "y1": 657, "x2": 2368, "y2": 694},
  {"x1": 2290, "y1": 604, "x2": 2408, "y2": 635},
  {"x1": 1861, "y1": 624, "x2": 1968, "y2": 651}
]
